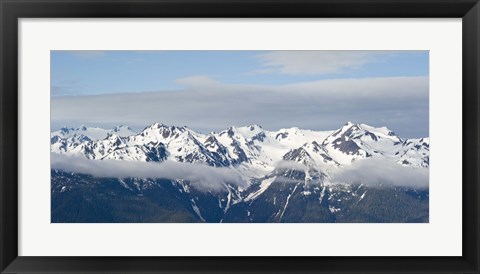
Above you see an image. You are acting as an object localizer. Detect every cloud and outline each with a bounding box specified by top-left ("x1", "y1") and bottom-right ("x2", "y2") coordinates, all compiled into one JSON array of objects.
[
  {"x1": 51, "y1": 153, "x2": 247, "y2": 192},
  {"x1": 51, "y1": 75, "x2": 428, "y2": 138},
  {"x1": 175, "y1": 76, "x2": 219, "y2": 87},
  {"x1": 330, "y1": 158, "x2": 429, "y2": 188},
  {"x1": 255, "y1": 51, "x2": 391, "y2": 75},
  {"x1": 257, "y1": 158, "x2": 428, "y2": 187}
]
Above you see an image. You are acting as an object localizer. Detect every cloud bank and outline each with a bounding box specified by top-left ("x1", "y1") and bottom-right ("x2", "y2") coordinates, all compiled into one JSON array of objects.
[
  {"x1": 270, "y1": 158, "x2": 428, "y2": 188},
  {"x1": 51, "y1": 76, "x2": 429, "y2": 138},
  {"x1": 330, "y1": 158, "x2": 429, "y2": 188},
  {"x1": 51, "y1": 153, "x2": 247, "y2": 192},
  {"x1": 51, "y1": 154, "x2": 428, "y2": 191}
]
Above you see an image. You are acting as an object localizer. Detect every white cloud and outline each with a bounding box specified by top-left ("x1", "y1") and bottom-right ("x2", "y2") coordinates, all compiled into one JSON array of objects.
[
  {"x1": 175, "y1": 75, "x2": 219, "y2": 87},
  {"x1": 51, "y1": 75, "x2": 428, "y2": 138},
  {"x1": 270, "y1": 158, "x2": 428, "y2": 188},
  {"x1": 330, "y1": 158, "x2": 429, "y2": 188},
  {"x1": 51, "y1": 153, "x2": 247, "y2": 192},
  {"x1": 256, "y1": 51, "x2": 391, "y2": 75}
]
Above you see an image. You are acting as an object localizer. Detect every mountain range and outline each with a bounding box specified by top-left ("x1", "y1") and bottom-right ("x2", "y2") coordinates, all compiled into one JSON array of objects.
[{"x1": 51, "y1": 122, "x2": 429, "y2": 223}]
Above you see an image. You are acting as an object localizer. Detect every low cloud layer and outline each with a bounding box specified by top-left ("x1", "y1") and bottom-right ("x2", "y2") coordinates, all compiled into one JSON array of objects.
[
  {"x1": 51, "y1": 76, "x2": 428, "y2": 138},
  {"x1": 51, "y1": 153, "x2": 247, "y2": 192},
  {"x1": 330, "y1": 158, "x2": 429, "y2": 188},
  {"x1": 271, "y1": 158, "x2": 428, "y2": 188},
  {"x1": 51, "y1": 154, "x2": 428, "y2": 191}
]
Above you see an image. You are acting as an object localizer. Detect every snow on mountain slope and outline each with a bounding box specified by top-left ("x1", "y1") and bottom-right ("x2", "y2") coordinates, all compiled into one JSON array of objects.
[
  {"x1": 129, "y1": 124, "x2": 236, "y2": 166},
  {"x1": 321, "y1": 122, "x2": 405, "y2": 165},
  {"x1": 127, "y1": 123, "x2": 185, "y2": 145},
  {"x1": 50, "y1": 134, "x2": 92, "y2": 153},
  {"x1": 397, "y1": 137, "x2": 429, "y2": 168},
  {"x1": 285, "y1": 141, "x2": 340, "y2": 167},
  {"x1": 51, "y1": 125, "x2": 136, "y2": 154},
  {"x1": 51, "y1": 125, "x2": 135, "y2": 140},
  {"x1": 51, "y1": 122, "x2": 429, "y2": 184},
  {"x1": 213, "y1": 125, "x2": 333, "y2": 179}
]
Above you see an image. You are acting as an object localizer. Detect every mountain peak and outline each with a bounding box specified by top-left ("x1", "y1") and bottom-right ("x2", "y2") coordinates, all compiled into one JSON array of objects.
[
  {"x1": 330, "y1": 122, "x2": 399, "y2": 140},
  {"x1": 148, "y1": 122, "x2": 166, "y2": 129},
  {"x1": 138, "y1": 123, "x2": 187, "y2": 141},
  {"x1": 113, "y1": 124, "x2": 132, "y2": 131},
  {"x1": 59, "y1": 126, "x2": 73, "y2": 134},
  {"x1": 52, "y1": 121, "x2": 427, "y2": 170},
  {"x1": 106, "y1": 132, "x2": 121, "y2": 139},
  {"x1": 247, "y1": 124, "x2": 263, "y2": 131},
  {"x1": 145, "y1": 122, "x2": 186, "y2": 131}
]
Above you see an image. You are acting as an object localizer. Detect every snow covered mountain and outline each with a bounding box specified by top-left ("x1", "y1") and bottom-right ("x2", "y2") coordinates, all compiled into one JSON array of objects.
[
  {"x1": 52, "y1": 125, "x2": 135, "y2": 140},
  {"x1": 51, "y1": 125, "x2": 135, "y2": 153},
  {"x1": 51, "y1": 122, "x2": 429, "y2": 223},
  {"x1": 51, "y1": 122, "x2": 428, "y2": 170}
]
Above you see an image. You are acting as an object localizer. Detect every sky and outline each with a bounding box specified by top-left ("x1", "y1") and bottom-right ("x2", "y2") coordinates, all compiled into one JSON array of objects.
[{"x1": 51, "y1": 50, "x2": 429, "y2": 138}]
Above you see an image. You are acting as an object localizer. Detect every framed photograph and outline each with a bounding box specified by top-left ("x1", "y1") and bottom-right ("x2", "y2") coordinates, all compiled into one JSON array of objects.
[{"x1": 1, "y1": 0, "x2": 479, "y2": 273}]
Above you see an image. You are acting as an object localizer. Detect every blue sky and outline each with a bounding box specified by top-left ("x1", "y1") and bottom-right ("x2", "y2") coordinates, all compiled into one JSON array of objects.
[
  {"x1": 51, "y1": 50, "x2": 429, "y2": 137},
  {"x1": 51, "y1": 50, "x2": 428, "y2": 96}
]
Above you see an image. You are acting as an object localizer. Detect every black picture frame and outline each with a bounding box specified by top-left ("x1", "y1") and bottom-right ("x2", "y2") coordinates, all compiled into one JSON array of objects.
[{"x1": 1, "y1": 0, "x2": 479, "y2": 273}]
